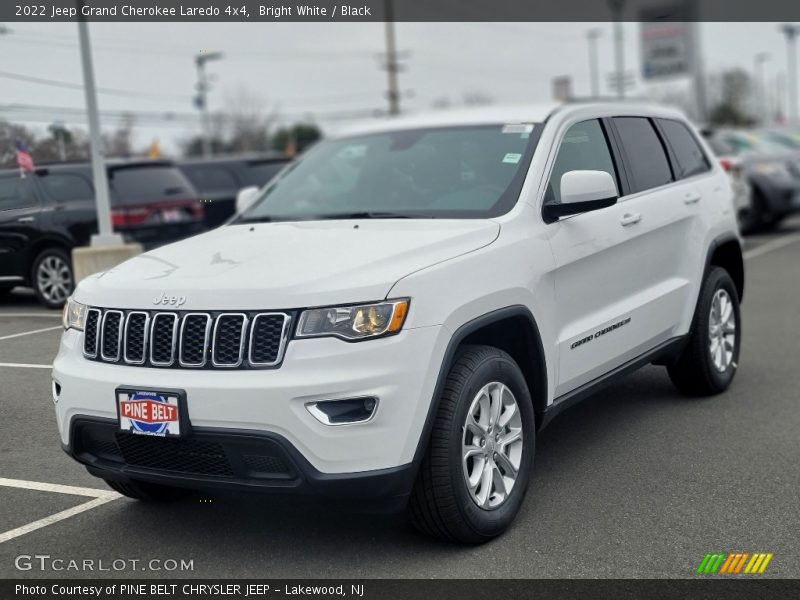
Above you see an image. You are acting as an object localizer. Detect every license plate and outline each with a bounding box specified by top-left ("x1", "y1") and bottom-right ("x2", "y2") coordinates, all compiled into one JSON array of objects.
[
  {"x1": 161, "y1": 208, "x2": 184, "y2": 223},
  {"x1": 118, "y1": 390, "x2": 182, "y2": 437}
]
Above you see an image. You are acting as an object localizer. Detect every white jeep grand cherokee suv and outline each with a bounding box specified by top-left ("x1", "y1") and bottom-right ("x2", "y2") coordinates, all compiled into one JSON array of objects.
[{"x1": 55, "y1": 102, "x2": 743, "y2": 543}]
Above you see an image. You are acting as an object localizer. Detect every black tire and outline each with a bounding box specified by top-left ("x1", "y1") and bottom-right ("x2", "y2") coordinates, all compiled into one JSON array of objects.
[
  {"x1": 409, "y1": 345, "x2": 535, "y2": 544},
  {"x1": 667, "y1": 267, "x2": 741, "y2": 396},
  {"x1": 105, "y1": 478, "x2": 192, "y2": 501},
  {"x1": 30, "y1": 247, "x2": 74, "y2": 309}
]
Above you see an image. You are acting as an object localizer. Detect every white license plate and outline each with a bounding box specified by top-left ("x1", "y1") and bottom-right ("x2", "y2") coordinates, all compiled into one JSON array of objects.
[
  {"x1": 118, "y1": 390, "x2": 181, "y2": 437},
  {"x1": 161, "y1": 208, "x2": 185, "y2": 223}
]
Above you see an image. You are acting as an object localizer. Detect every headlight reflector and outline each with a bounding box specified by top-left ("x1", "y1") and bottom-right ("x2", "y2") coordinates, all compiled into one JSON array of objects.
[
  {"x1": 62, "y1": 298, "x2": 88, "y2": 331},
  {"x1": 296, "y1": 299, "x2": 409, "y2": 340}
]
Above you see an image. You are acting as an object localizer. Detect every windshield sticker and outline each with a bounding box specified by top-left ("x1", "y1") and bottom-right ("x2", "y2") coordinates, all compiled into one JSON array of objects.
[
  {"x1": 502, "y1": 153, "x2": 522, "y2": 164},
  {"x1": 502, "y1": 124, "x2": 534, "y2": 135}
]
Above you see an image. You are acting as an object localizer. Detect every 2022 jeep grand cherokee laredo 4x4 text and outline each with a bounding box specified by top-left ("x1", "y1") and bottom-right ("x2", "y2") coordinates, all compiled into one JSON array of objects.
[{"x1": 54, "y1": 103, "x2": 744, "y2": 543}]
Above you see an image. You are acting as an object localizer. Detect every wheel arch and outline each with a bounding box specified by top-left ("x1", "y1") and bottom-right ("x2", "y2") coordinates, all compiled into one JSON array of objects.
[
  {"x1": 26, "y1": 236, "x2": 74, "y2": 283},
  {"x1": 707, "y1": 234, "x2": 744, "y2": 302},
  {"x1": 412, "y1": 306, "x2": 548, "y2": 467}
]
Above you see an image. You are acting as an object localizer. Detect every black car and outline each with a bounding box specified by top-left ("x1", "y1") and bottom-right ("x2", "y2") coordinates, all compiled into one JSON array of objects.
[
  {"x1": 0, "y1": 160, "x2": 204, "y2": 309},
  {"x1": 178, "y1": 154, "x2": 289, "y2": 228}
]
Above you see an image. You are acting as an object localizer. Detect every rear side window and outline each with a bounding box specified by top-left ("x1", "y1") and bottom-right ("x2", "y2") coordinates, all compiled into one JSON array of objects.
[
  {"x1": 40, "y1": 173, "x2": 94, "y2": 202},
  {"x1": 612, "y1": 117, "x2": 673, "y2": 193},
  {"x1": 545, "y1": 119, "x2": 617, "y2": 204},
  {"x1": 240, "y1": 161, "x2": 287, "y2": 187},
  {"x1": 0, "y1": 176, "x2": 37, "y2": 210},
  {"x1": 109, "y1": 166, "x2": 195, "y2": 205},
  {"x1": 658, "y1": 119, "x2": 710, "y2": 178},
  {"x1": 182, "y1": 165, "x2": 238, "y2": 192}
]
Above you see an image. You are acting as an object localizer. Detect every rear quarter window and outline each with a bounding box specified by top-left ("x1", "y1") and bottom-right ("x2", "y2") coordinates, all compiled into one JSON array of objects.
[
  {"x1": 109, "y1": 166, "x2": 196, "y2": 205},
  {"x1": 612, "y1": 117, "x2": 673, "y2": 193},
  {"x1": 39, "y1": 173, "x2": 94, "y2": 202},
  {"x1": 240, "y1": 162, "x2": 288, "y2": 187},
  {"x1": 658, "y1": 119, "x2": 711, "y2": 179},
  {"x1": 0, "y1": 176, "x2": 37, "y2": 210},
  {"x1": 182, "y1": 165, "x2": 238, "y2": 193}
]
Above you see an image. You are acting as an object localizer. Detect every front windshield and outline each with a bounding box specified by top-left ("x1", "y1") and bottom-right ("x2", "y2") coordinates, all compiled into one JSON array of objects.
[{"x1": 235, "y1": 124, "x2": 538, "y2": 222}]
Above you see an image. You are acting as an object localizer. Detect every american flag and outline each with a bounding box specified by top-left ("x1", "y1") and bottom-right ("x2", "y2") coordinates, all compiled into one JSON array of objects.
[{"x1": 15, "y1": 140, "x2": 34, "y2": 172}]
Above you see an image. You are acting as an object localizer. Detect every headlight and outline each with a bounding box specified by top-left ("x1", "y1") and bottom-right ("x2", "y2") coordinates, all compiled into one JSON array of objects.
[
  {"x1": 62, "y1": 298, "x2": 88, "y2": 331},
  {"x1": 296, "y1": 299, "x2": 409, "y2": 341}
]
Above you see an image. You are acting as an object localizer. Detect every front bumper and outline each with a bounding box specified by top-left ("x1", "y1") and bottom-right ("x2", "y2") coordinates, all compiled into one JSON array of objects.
[{"x1": 53, "y1": 325, "x2": 447, "y2": 478}]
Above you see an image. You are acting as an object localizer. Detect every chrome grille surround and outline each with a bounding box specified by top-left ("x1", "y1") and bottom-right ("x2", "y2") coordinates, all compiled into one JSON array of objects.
[{"x1": 84, "y1": 308, "x2": 292, "y2": 370}]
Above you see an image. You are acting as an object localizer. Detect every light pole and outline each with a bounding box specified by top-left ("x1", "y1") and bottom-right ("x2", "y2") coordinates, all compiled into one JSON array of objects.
[
  {"x1": 587, "y1": 28, "x2": 602, "y2": 98},
  {"x1": 383, "y1": 0, "x2": 400, "y2": 116},
  {"x1": 194, "y1": 51, "x2": 223, "y2": 157},
  {"x1": 77, "y1": 4, "x2": 121, "y2": 247},
  {"x1": 780, "y1": 24, "x2": 800, "y2": 125},
  {"x1": 608, "y1": 0, "x2": 626, "y2": 99},
  {"x1": 754, "y1": 52, "x2": 771, "y2": 125}
]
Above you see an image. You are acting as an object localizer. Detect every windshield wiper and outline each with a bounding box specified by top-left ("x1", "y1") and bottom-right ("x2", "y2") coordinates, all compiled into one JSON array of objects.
[{"x1": 315, "y1": 212, "x2": 414, "y2": 220}]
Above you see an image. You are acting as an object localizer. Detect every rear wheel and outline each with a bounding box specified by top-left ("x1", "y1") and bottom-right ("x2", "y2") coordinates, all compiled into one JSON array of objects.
[
  {"x1": 31, "y1": 247, "x2": 74, "y2": 309},
  {"x1": 668, "y1": 267, "x2": 741, "y2": 396},
  {"x1": 409, "y1": 345, "x2": 535, "y2": 543},
  {"x1": 105, "y1": 478, "x2": 192, "y2": 501}
]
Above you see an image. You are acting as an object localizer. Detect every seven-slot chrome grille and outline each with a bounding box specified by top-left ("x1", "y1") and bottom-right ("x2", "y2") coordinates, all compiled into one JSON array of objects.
[{"x1": 83, "y1": 308, "x2": 291, "y2": 369}]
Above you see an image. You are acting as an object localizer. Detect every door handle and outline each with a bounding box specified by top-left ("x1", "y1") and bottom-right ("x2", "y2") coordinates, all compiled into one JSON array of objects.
[
  {"x1": 17, "y1": 216, "x2": 35, "y2": 223},
  {"x1": 684, "y1": 191, "x2": 702, "y2": 204},
  {"x1": 620, "y1": 212, "x2": 642, "y2": 226}
]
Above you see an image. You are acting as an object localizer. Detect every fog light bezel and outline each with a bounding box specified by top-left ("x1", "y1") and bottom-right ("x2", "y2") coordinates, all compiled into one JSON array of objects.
[{"x1": 305, "y1": 396, "x2": 379, "y2": 426}]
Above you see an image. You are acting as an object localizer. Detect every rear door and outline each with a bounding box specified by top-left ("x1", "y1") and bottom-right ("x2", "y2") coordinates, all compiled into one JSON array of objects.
[
  {"x1": 0, "y1": 173, "x2": 42, "y2": 283},
  {"x1": 36, "y1": 169, "x2": 98, "y2": 246}
]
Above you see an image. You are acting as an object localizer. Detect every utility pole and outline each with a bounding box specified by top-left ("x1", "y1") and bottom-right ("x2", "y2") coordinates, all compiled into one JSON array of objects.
[
  {"x1": 608, "y1": 0, "x2": 625, "y2": 99},
  {"x1": 77, "y1": 3, "x2": 121, "y2": 247},
  {"x1": 383, "y1": 0, "x2": 400, "y2": 116},
  {"x1": 194, "y1": 51, "x2": 223, "y2": 157},
  {"x1": 587, "y1": 28, "x2": 602, "y2": 98},
  {"x1": 780, "y1": 24, "x2": 800, "y2": 125},
  {"x1": 754, "y1": 52, "x2": 771, "y2": 125}
]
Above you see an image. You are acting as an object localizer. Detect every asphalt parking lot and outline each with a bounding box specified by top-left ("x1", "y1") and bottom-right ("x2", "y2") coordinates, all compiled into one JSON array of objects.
[{"x1": 1, "y1": 221, "x2": 799, "y2": 579}]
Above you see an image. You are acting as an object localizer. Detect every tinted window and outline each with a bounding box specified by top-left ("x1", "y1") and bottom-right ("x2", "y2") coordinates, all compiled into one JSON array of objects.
[
  {"x1": 613, "y1": 117, "x2": 673, "y2": 193},
  {"x1": 109, "y1": 166, "x2": 195, "y2": 205},
  {"x1": 182, "y1": 165, "x2": 238, "y2": 193},
  {"x1": 0, "y1": 176, "x2": 37, "y2": 210},
  {"x1": 40, "y1": 173, "x2": 94, "y2": 202},
  {"x1": 659, "y1": 119, "x2": 710, "y2": 178},
  {"x1": 240, "y1": 162, "x2": 287, "y2": 187},
  {"x1": 545, "y1": 119, "x2": 616, "y2": 203}
]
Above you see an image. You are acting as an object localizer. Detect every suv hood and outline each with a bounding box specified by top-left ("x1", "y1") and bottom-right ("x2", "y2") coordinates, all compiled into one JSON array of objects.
[{"x1": 76, "y1": 220, "x2": 500, "y2": 310}]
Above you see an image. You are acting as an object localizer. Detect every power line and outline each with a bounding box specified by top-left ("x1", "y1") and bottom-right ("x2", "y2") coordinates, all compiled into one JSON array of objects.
[{"x1": 0, "y1": 70, "x2": 189, "y2": 101}]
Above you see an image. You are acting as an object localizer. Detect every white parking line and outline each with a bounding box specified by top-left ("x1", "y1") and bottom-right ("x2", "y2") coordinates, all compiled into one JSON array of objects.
[
  {"x1": 744, "y1": 233, "x2": 800, "y2": 260},
  {"x1": 0, "y1": 325, "x2": 62, "y2": 341},
  {"x1": 0, "y1": 313, "x2": 61, "y2": 318},
  {"x1": 0, "y1": 477, "x2": 117, "y2": 499},
  {"x1": 0, "y1": 478, "x2": 120, "y2": 544},
  {"x1": 0, "y1": 496, "x2": 119, "y2": 544},
  {"x1": 0, "y1": 362, "x2": 51, "y2": 369}
]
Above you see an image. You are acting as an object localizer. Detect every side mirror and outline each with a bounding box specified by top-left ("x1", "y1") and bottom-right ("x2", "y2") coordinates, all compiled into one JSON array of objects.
[
  {"x1": 543, "y1": 170, "x2": 618, "y2": 221},
  {"x1": 235, "y1": 186, "x2": 260, "y2": 214}
]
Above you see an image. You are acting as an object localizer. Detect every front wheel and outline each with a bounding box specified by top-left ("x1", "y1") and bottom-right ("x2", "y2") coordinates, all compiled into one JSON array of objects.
[
  {"x1": 31, "y1": 247, "x2": 74, "y2": 309},
  {"x1": 668, "y1": 267, "x2": 741, "y2": 396},
  {"x1": 409, "y1": 345, "x2": 535, "y2": 543}
]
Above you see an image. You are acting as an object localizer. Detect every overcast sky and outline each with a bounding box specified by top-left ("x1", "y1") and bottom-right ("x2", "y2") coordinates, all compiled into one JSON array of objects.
[{"x1": 1, "y1": 21, "x2": 795, "y2": 154}]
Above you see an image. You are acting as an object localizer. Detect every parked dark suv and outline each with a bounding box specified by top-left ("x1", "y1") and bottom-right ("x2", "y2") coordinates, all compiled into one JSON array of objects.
[
  {"x1": 178, "y1": 154, "x2": 289, "y2": 227},
  {"x1": 0, "y1": 160, "x2": 204, "y2": 309}
]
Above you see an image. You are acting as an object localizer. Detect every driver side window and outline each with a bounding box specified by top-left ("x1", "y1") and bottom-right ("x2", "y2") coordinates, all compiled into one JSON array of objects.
[{"x1": 545, "y1": 119, "x2": 617, "y2": 204}]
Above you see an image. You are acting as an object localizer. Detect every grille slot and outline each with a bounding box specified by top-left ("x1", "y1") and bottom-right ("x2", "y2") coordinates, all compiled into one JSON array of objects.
[
  {"x1": 242, "y1": 454, "x2": 289, "y2": 474},
  {"x1": 115, "y1": 433, "x2": 234, "y2": 477},
  {"x1": 179, "y1": 314, "x2": 211, "y2": 367},
  {"x1": 83, "y1": 309, "x2": 101, "y2": 357},
  {"x1": 249, "y1": 314, "x2": 289, "y2": 366},
  {"x1": 124, "y1": 312, "x2": 148, "y2": 364},
  {"x1": 150, "y1": 313, "x2": 178, "y2": 366},
  {"x1": 212, "y1": 314, "x2": 247, "y2": 367},
  {"x1": 100, "y1": 310, "x2": 123, "y2": 361}
]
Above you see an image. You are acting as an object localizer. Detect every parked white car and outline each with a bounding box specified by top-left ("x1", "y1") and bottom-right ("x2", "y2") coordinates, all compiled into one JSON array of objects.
[{"x1": 55, "y1": 102, "x2": 744, "y2": 543}]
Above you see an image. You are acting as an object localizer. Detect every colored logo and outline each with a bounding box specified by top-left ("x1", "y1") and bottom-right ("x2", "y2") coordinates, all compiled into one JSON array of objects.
[
  {"x1": 696, "y1": 552, "x2": 774, "y2": 575},
  {"x1": 120, "y1": 392, "x2": 177, "y2": 436}
]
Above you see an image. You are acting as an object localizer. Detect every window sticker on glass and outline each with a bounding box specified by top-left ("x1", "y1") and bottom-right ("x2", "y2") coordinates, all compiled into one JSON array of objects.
[
  {"x1": 502, "y1": 124, "x2": 534, "y2": 135},
  {"x1": 503, "y1": 153, "x2": 522, "y2": 164}
]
